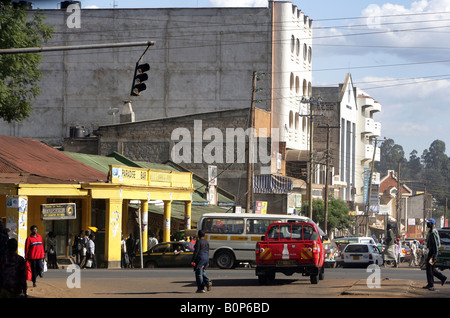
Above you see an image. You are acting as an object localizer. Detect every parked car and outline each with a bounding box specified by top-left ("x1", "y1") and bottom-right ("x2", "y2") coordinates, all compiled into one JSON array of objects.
[
  {"x1": 400, "y1": 242, "x2": 412, "y2": 263},
  {"x1": 323, "y1": 240, "x2": 339, "y2": 268},
  {"x1": 133, "y1": 241, "x2": 195, "y2": 268},
  {"x1": 341, "y1": 243, "x2": 384, "y2": 268},
  {"x1": 436, "y1": 228, "x2": 450, "y2": 271}
]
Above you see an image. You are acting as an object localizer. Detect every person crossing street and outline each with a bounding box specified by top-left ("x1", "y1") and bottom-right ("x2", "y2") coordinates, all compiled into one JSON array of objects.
[{"x1": 423, "y1": 218, "x2": 447, "y2": 291}]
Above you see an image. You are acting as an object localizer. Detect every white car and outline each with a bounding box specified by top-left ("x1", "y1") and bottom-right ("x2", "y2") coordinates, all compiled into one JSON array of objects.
[{"x1": 341, "y1": 243, "x2": 384, "y2": 268}]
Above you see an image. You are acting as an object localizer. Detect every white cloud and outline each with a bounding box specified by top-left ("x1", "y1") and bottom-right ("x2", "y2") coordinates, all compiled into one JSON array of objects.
[{"x1": 360, "y1": 75, "x2": 450, "y2": 154}]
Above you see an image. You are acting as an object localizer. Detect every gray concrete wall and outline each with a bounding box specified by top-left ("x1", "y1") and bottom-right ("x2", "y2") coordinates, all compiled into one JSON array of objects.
[{"x1": 0, "y1": 7, "x2": 272, "y2": 146}]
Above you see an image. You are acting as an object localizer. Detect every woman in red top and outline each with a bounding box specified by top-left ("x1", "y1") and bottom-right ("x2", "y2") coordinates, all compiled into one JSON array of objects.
[{"x1": 24, "y1": 225, "x2": 45, "y2": 287}]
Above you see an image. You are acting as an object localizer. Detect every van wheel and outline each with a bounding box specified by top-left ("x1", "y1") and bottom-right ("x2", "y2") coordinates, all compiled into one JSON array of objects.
[
  {"x1": 214, "y1": 250, "x2": 236, "y2": 269},
  {"x1": 258, "y1": 272, "x2": 275, "y2": 285},
  {"x1": 310, "y1": 273, "x2": 319, "y2": 284},
  {"x1": 319, "y1": 267, "x2": 324, "y2": 280}
]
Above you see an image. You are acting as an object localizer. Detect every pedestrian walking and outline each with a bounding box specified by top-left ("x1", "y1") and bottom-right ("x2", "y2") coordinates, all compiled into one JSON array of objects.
[
  {"x1": 394, "y1": 238, "x2": 401, "y2": 267},
  {"x1": 72, "y1": 230, "x2": 84, "y2": 266},
  {"x1": 191, "y1": 230, "x2": 212, "y2": 293},
  {"x1": 46, "y1": 232, "x2": 58, "y2": 269},
  {"x1": 24, "y1": 225, "x2": 45, "y2": 287},
  {"x1": 79, "y1": 230, "x2": 90, "y2": 268},
  {"x1": 148, "y1": 232, "x2": 158, "y2": 249},
  {"x1": 383, "y1": 224, "x2": 397, "y2": 267},
  {"x1": 86, "y1": 234, "x2": 96, "y2": 268},
  {"x1": 0, "y1": 238, "x2": 27, "y2": 298},
  {"x1": 423, "y1": 218, "x2": 447, "y2": 291},
  {"x1": 121, "y1": 234, "x2": 128, "y2": 268},
  {"x1": 126, "y1": 233, "x2": 136, "y2": 268},
  {"x1": 409, "y1": 240, "x2": 418, "y2": 267}
]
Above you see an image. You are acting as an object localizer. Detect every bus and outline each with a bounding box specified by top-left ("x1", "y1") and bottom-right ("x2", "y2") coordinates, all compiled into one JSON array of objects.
[{"x1": 197, "y1": 213, "x2": 323, "y2": 269}]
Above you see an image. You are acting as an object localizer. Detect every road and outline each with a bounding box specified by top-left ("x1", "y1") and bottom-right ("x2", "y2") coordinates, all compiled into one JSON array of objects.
[{"x1": 28, "y1": 261, "x2": 449, "y2": 301}]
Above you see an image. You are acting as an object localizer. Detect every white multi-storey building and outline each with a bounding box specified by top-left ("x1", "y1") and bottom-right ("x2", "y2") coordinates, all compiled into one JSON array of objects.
[{"x1": 312, "y1": 73, "x2": 382, "y2": 209}]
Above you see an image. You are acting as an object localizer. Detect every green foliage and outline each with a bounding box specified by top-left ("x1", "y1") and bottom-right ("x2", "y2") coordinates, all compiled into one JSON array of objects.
[
  {"x1": 376, "y1": 138, "x2": 450, "y2": 210},
  {"x1": 302, "y1": 198, "x2": 354, "y2": 234},
  {"x1": 0, "y1": 1, "x2": 53, "y2": 122}
]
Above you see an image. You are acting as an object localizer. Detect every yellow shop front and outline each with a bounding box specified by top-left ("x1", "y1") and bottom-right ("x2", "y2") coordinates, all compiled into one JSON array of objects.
[
  {"x1": 0, "y1": 165, "x2": 193, "y2": 269},
  {"x1": 81, "y1": 165, "x2": 194, "y2": 268}
]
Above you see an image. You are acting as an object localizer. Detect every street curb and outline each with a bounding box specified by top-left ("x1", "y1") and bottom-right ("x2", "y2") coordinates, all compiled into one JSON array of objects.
[{"x1": 342, "y1": 278, "x2": 413, "y2": 297}]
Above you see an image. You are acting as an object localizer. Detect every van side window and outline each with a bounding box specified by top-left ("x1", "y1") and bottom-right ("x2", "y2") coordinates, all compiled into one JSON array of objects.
[{"x1": 201, "y1": 218, "x2": 244, "y2": 234}]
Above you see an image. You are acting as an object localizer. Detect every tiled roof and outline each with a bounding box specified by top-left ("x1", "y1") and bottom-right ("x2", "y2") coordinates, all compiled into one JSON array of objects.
[{"x1": 0, "y1": 135, "x2": 107, "y2": 184}]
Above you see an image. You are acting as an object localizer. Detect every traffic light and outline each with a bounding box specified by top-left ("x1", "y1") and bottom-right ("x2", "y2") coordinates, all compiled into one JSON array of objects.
[{"x1": 131, "y1": 63, "x2": 150, "y2": 96}]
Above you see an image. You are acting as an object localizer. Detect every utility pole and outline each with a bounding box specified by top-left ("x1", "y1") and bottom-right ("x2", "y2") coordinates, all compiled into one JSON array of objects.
[
  {"x1": 301, "y1": 97, "x2": 322, "y2": 219},
  {"x1": 396, "y1": 162, "x2": 402, "y2": 238},
  {"x1": 423, "y1": 183, "x2": 428, "y2": 237},
  {"x1": 365, "y1": 137, "x2": 378, "y2": 237},
  {"x1": 445, "y1": 197, "x2": 448, "y2": 228},
  {"x1": 317, "y1": 124, "x2": 340, "y2": 235},
  {"x1": 246, "y1": 71, "x2": 258, "y2": 214}
]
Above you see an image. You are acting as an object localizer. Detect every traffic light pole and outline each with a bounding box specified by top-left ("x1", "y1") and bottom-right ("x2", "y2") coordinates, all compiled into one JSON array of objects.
[{"x1": 0, "y1": 41, "x2": 155, "y2": 54}]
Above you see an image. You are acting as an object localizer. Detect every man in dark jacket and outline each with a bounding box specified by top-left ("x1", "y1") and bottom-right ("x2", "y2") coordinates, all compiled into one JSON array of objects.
[
  {"x1": 423, "y1": 218, "x2": 447, "y2": 291},
  {"x1": 191, "y1": 230, "x2": 212, "y2": 293}
]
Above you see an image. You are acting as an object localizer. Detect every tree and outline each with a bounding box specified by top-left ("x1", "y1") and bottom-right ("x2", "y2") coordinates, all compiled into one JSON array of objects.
[
  {"x1": 421, "y1": 140, "x2": 449, "y2": 204},
  {"x1": 0, "y1": 1, "x2": 53, "y2": 122},
  {"x1": 405, "y1": 149, "x2": 423, "y2": 180},
  {"x1": 375, "y1": 138, "x2": 407, "y2": 175},
  {"x1": 303, "y1": 198, "x2": 354, "y2": 234}
]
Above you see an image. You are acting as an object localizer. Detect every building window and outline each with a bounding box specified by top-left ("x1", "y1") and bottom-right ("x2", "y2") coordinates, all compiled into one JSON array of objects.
[
  {"x1": 290, "y1": 72, "x2": 294, "y2": 91},
  {"x1": 291, "y1": 35, "x2": 295, "y2": 53}
]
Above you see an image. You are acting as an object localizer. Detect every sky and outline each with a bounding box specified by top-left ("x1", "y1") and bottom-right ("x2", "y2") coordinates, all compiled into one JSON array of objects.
[{"x1": 30, "y1": 0, "x2": 450, "y2": 157}]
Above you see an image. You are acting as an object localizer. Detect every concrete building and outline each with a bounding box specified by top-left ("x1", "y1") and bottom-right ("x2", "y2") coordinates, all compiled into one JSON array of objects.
[
  {"x1": 311, "y1": 73, "x2": 382, "y2": 210},
  {"x1": 1, "y1": 1, "x2": 315, "y2": 214},
  {"x1": 1, "y1": 1, "x2": 312, "y2": 162}
]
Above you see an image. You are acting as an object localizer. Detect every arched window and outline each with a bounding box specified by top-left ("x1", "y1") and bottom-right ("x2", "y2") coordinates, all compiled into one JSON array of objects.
[
  {"x1": 290, "y1": 35, "x2": 295, "y2": 53},
  {"x1": 290, "y1": 73, "x2": 294, "y2": 91}
]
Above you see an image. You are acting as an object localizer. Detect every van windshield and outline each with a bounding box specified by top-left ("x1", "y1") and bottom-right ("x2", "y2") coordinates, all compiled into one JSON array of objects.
[{"x1": 267, "y1": 224, "x2": 316, "y2": 240}]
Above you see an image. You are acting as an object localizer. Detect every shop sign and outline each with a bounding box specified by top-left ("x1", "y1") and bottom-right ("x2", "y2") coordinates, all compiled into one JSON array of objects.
[
  {"x1": 41, "y1": 203, "x2": 76, "y2": 220},
  {"x1": 110, "y1": 166, "x2": 148, "y2": 186}
]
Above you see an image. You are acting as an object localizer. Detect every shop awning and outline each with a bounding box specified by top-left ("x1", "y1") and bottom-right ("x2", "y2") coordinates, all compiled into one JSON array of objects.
[{"x1": 253, "y1": 174, "x2": 293, "y2": 194}]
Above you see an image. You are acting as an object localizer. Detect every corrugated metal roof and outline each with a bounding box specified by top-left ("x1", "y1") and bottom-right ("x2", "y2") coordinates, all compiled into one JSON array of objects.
[
  {"x1": 0, "y1": 135, "x2": 107, "y2": 184},
  {"x1": 64, "y1": 151, "x2": 235, "y2": 205},
  {"x1": 63, "y1": 152, "x2": 126, "y2": 175}
]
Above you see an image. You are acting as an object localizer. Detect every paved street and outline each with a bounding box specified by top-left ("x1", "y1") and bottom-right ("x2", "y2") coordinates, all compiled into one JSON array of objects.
[{"x1": 26, "y1": 261, "x2": 449, "y2": 300}]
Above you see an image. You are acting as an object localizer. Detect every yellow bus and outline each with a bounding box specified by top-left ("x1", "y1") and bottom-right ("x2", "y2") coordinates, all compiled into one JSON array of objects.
[{"x1": 198, "y1": 213, "x2": 319, "y2": 269}]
